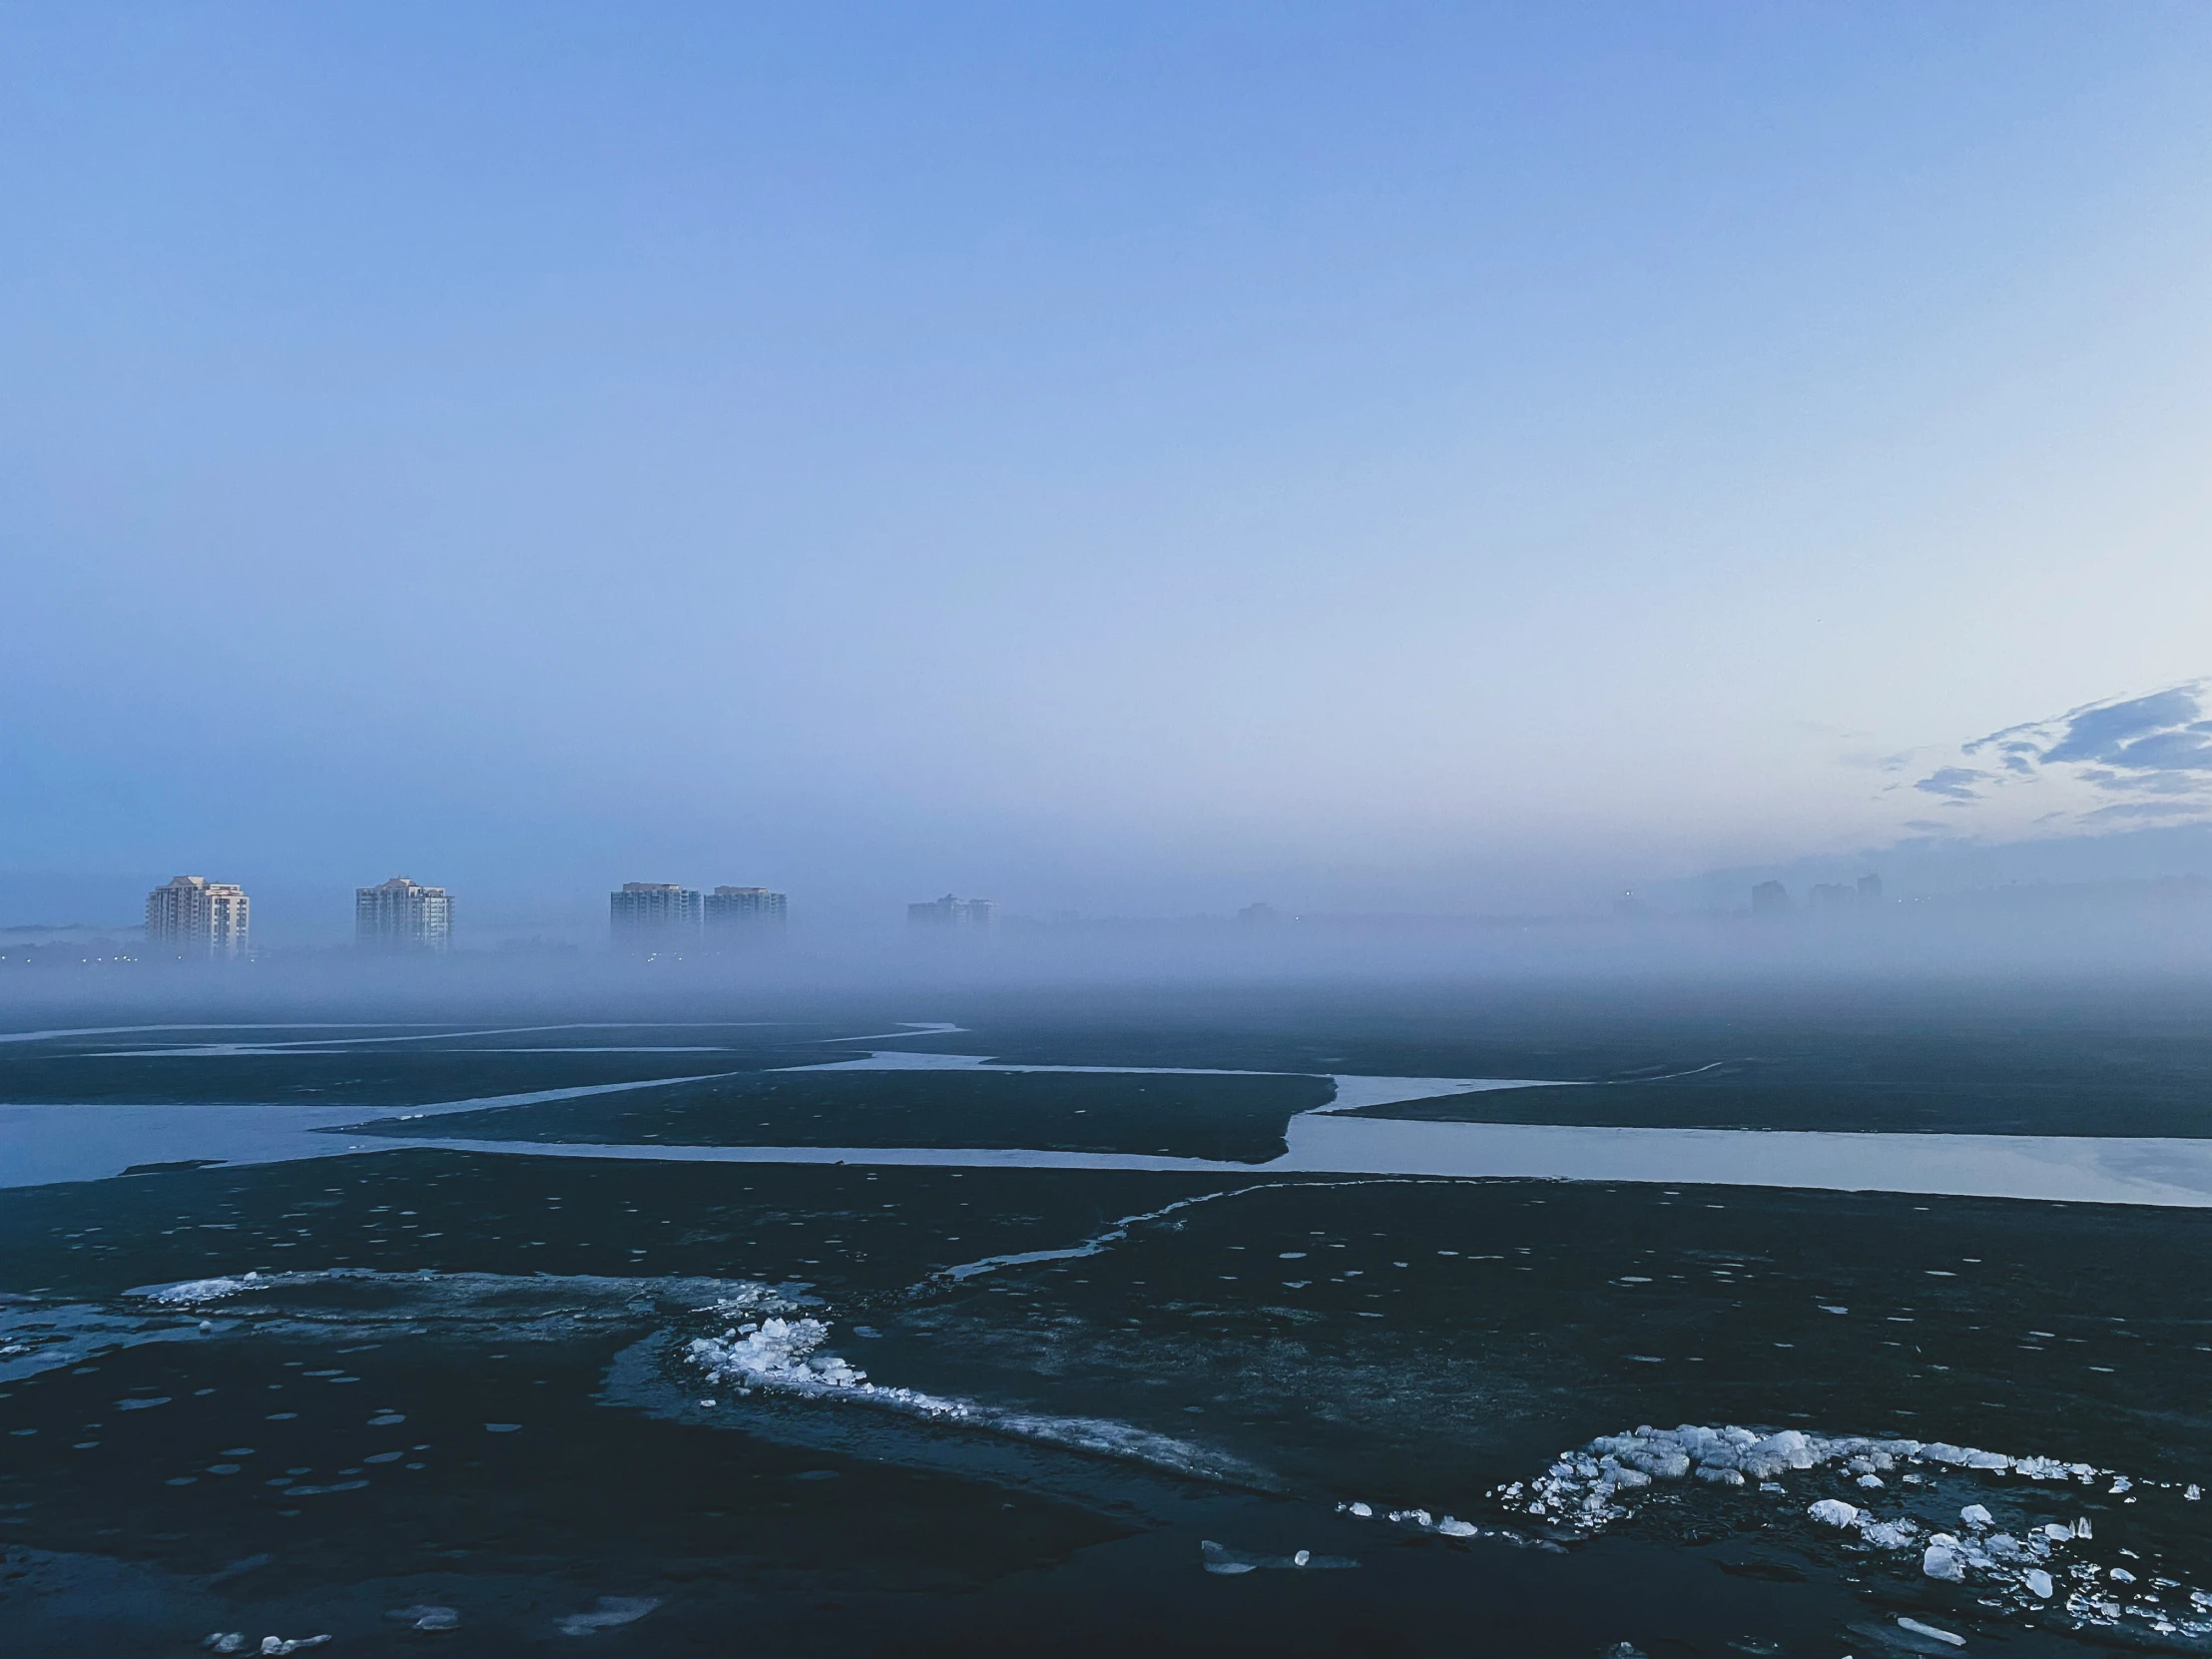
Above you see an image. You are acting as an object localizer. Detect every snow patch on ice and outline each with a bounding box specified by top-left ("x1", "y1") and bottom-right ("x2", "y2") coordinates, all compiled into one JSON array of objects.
[{"x1": 1495, "y1": 1420, "x2": 2212, "y2": 1642}]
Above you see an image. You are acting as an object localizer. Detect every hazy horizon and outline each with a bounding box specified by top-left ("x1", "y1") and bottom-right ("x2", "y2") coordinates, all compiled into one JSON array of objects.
[{"x1": 9, "y1": 4, "x2": 2212, "y2": 941}]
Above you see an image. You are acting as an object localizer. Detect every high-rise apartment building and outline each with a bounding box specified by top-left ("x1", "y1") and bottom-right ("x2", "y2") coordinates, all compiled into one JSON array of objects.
[
  {"x1": 610, "y1": 882, "x2": 701, "y2": 952},
  {"x1": 145, "y1": 875, "x2": 252, "y2": 959},
  {"x1": 705, "y1": 886, "x2": 787, "y2": 945},
  {"x1": 907, "y1": 894, "x2": 996, "y2": 930},
  {"x1": 1750, "y1": 880, "x2": 1791, "y2": 917},
  {"x1": 355, "y1": 876, "x2": 452, "y2": 952}
]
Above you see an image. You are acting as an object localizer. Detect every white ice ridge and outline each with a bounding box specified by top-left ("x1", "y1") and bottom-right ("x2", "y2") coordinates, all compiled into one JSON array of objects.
[
  {"x1": 684, "y1": 1308, "x2": 1268, "y2": 1486},
  {"x1": 1500, "y1": 1423, "x2": 2212, "y2": 1640},
  {"x1": 138, "y1": 1273, "x2": 268, "y2": 1305}
]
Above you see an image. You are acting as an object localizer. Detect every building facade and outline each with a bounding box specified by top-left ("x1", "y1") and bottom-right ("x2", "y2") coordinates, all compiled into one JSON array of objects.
[
  {"x1": 705, "y1": 885, "x2": 787, "y2": 945},
  {"x1": 907, "y1": 893, "x2": 996, "y2": 930},
  {"x1": 145, "y1": 875, "x2": 252, "y2": 959},
  {"x1": 355, "y1": 876, "x2": 452, "y2": 952},
  {"x1": 610, "y1": 882, "x2": 702, "y2": 952}
]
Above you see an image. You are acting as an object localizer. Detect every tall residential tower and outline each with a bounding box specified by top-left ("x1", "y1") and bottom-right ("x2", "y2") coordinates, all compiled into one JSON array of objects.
[
  {"x1": 355, "y1": 877, "x2": 452, "y2": 952},
  {"x1": 610, "y1": 882, "x2": 701, "y2": 952},
  {"x1": 145, "y1": 875, "x2": 252, "y2": 959},
  {"x1": 704, "y1": 885, "x2": 787, "y2": 946}
]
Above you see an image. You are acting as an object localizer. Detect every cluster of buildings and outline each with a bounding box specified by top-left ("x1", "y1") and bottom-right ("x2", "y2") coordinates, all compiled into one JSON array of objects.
[
  {"x1": 138, "y1": 875, "x2": 997, "y2": 958},
  {"x1": 144, "y1": 873, "x2": 456, "y2": 957},
  {"x1": 609, "y1": 882, "x2": 788, "y2": 953},
  {"x1": 356, "y1": 876, "x2": 453, "y2": 951},
  {"x1": 906, "y1": 893, "x2": 997, "y2": 931},
  {"x1": 1752, "y1": 874, "x2": 1884, "y2": 916}
]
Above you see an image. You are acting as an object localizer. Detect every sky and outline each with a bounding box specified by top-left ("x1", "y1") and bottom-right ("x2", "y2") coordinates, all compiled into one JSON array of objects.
[{"x1": 5, "y1": 3, "x2": 2212, "y2": 939}]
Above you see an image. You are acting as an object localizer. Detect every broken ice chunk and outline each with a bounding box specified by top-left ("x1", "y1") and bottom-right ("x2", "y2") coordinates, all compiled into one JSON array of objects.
[
  {"x1": 1959, "y1": 1504, "x2": 1992, "y2": 1529},
  {"x1": 258, "y1": 1639, "x2": 329, "y2": 1656},
  {"x1": 2025, "y1": 1568, "x2": 2054, "y2": 1598},
  {"x1": 1808, "y1": 1499, "x2": 1860, "y2": 1528},
  {"x1": 1923, "y1": 1543, "x2": 1965, "y2": 1581}
]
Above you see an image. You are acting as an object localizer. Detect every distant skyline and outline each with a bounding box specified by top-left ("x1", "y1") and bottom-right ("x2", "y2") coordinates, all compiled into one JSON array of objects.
[{"x1": 7, "y1": 5, "x2": 2212, "y2": 935}]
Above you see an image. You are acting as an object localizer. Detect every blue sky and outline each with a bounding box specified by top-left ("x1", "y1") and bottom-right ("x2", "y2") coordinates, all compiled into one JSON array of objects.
[{"x1": 6, "y1": 4, "x2": 2212, "y2": 936}]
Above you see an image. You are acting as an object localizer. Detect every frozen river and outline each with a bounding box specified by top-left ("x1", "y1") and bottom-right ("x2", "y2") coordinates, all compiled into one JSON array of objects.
[{"x1": 8, "y1": 1049, "x2": 2212, "y2": 1207}]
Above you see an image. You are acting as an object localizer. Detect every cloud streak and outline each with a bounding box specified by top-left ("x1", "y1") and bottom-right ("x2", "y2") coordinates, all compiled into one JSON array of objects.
[{"x1": 1906, "y1": 680, "x2": 2212, "y2": 831}]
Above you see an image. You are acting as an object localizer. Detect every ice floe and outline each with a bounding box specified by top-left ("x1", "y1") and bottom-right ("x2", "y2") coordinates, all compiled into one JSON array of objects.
[
  {"x1": 556, "y1": 1597, "x2": 661, "y2": 1636},
  {"x1": 387, "y1": 1606, "x2": 459, "y2": 1631},
  {"x1": 1895, "y1": 1616, "x2": 1964, "y2": 1648},
  {"x1": 1200, "y1": 1539, "x2": 1357, "y2": 1573}
]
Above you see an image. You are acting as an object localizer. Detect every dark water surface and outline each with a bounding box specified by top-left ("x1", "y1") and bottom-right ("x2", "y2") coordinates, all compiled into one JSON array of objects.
[{"x1": 5, "y1": 982, "x2": 2212, "y2": 1655}]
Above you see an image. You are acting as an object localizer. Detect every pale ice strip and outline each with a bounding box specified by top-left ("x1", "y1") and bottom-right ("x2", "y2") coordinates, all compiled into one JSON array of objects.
[
  {"x1": 781, "y1": 1051, "x2": 998, "y2": 1072},
  {"x1": 930, "y1": 1179, "x2": 1454, "y2": 1285},
  {"x1": 91, "y1": 1021, "x2": 784, "y2": 1057},
  {"x1": 356, "y1": 1070, "x2": 756, "y2": 1121},
  {"x1": 1319, "y1": 1075, "x2": 1564, "y2": 1113},
  {"x1": 934, "y1": 1190, "x2": 1250, "y2": 1282},
  {"x1": 0, "y1": 1023, "x2": 445, "y2": 1047},
  {"x1": 776, "y1": 1053, "x2": 1548, "y2": 1119},
  {"x1": 783, "y1": 1050, "x2": 1304, "y2": 1077},
  {"x1": 376, "y1": 1136, "x2": 1250, "y2": 1174},
  {"x1": 0, "y1": 1071, "x2": 757, "y2": 1190},
  {"x1": 0, "y1": 1102, "x2": 402, "y2": 1190},
  {"x1": 23, "y1": 1051, "x2": 2212, "y2": 1208},
  {"x1": 1275, "y1": 1115, "x2": 2212, "y2": 1208},
  {"x1": 819, "y1": 1022, "x2": 969, "y2": 1044},
  {"x1": 357, "y1": 1121, "x2": 2212, "y2": 1209}
]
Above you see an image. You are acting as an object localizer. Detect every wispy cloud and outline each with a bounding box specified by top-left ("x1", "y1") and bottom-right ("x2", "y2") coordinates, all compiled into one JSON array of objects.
[
  {"x1": 1914, "y1": 766, "x2": 1988, "y2": 801},
  {"x1": 1908, "y1": 679, "x2": 2212, "y2": 832}
]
